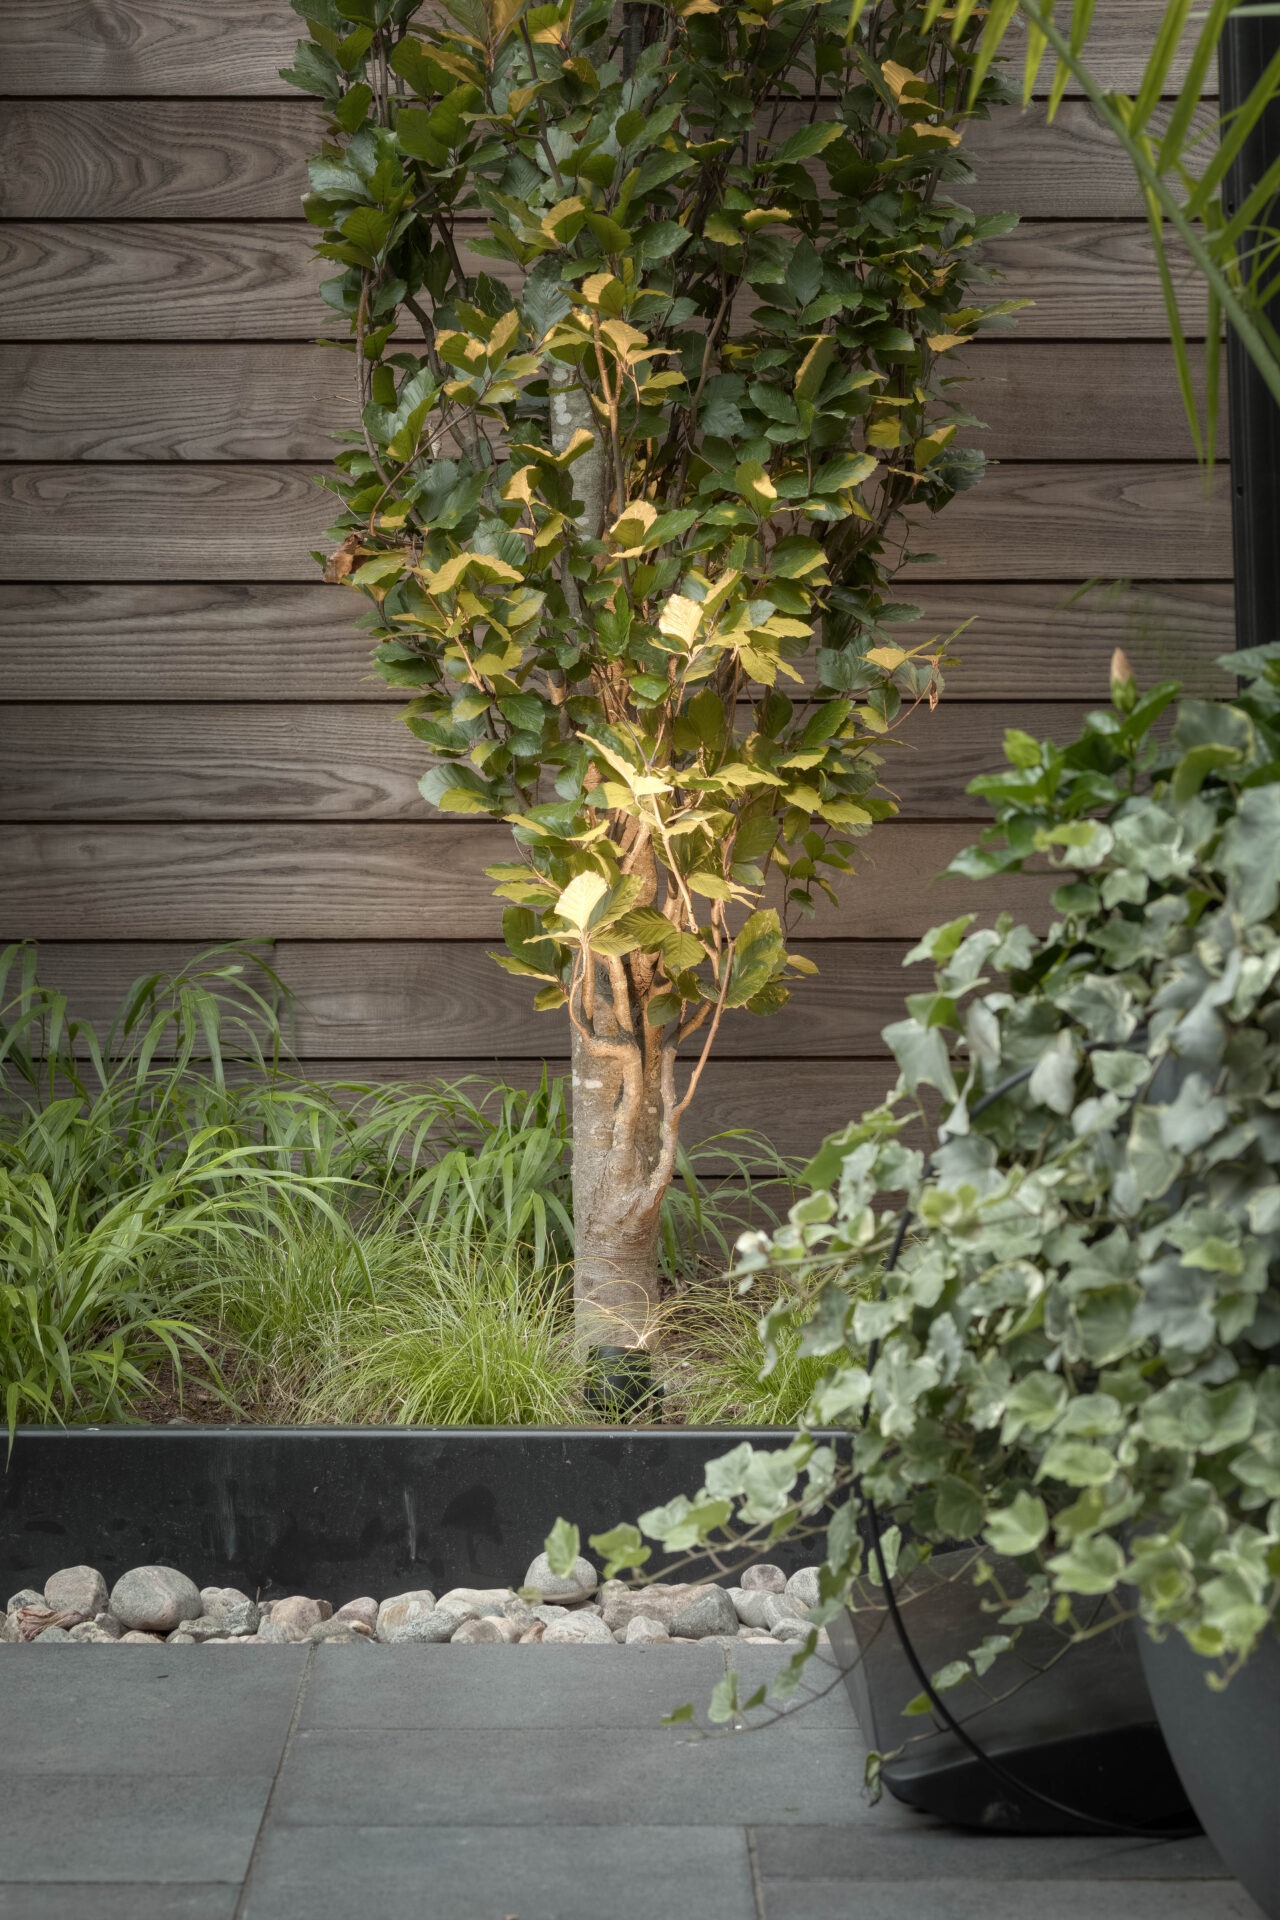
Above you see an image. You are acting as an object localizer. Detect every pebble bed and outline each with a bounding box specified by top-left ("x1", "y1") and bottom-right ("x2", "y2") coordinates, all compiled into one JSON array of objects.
[{"x1": 0, "y1": 1557, "x2": 828, "y2": 1648}]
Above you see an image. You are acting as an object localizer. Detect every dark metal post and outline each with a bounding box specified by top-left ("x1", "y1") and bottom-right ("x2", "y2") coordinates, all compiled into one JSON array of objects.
[{"x1": 1221, "y1": 11, "x2": 1280, "y2": 649}]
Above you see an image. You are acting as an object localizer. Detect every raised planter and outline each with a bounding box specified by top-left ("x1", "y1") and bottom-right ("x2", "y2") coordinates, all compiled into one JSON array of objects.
[{"x1": 0, "y1": 1425, "x2": 833, "y2": 1597}]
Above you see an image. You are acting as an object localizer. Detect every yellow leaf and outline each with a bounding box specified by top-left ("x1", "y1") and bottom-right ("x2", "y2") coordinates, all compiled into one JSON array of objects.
[
  {"x1": 608, "y1": 499, "x2": 658, "y2": 556},
  {"x1": 866, "y1": 644, "x2": 907, "y2": 669},
  {"x1": 926, "y1": 332, "x2": 970, "y2": 352},
  {"x1": 659, "y1": 594, "x2": 704, "y2": 646},
  {"x1": 555, "y1": 871, "x2": 609, "y2": 932},
  {"x1": 882, "y1": 59, "x2": 925, "y2": 104}
]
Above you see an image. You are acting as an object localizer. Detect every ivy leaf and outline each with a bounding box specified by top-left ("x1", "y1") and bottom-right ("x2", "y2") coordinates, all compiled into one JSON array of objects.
[
  {"x1": 984, "y1": 1491, "x2": 1049, "y2": 1557},
  {"x1": 543, "y1": 1517, "x2": 580, "y2": 1577}
]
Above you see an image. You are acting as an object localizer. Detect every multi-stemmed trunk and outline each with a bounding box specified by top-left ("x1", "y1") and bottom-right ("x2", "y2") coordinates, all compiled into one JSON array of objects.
[{"x1": 569, "y1": 1015, "x2": 668, "y2": 1354}]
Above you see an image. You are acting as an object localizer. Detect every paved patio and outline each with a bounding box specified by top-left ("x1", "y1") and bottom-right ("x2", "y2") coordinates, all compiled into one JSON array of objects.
[{"x1": 0, "y1": 1644, "x2": 1261, "y2": 1919}]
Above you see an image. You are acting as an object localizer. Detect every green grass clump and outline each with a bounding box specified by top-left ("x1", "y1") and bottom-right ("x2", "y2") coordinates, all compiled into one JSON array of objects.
[
  {"x1": 1, "y1": 942, "x2": 818, "y2": 1432},
  {"x1": 661, "y1": 1286, "x2": 838, "y2": 1426}
]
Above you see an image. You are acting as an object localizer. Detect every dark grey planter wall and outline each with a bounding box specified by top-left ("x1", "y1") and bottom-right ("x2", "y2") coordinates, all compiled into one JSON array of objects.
[
  {"x1": 1139, "y1": 1627, "x2": 1280, "y2": 1920},
  {"x1": 0, "y1": 1427, "x2": 837, "y2": 1597}
]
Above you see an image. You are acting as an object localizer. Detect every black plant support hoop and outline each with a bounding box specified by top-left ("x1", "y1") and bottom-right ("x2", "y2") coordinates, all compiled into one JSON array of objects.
[{"x1": 857, "y1": 1043, "x2": 1199, "y2": 1840}]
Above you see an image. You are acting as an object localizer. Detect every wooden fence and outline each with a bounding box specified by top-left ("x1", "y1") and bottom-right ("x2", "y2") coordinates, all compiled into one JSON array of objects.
[{"x1": 0, "y1": 1, "x2": 1234, "y2": 1155}]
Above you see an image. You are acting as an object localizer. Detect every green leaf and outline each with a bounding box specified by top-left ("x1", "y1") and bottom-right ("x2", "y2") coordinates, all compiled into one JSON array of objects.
[
  {"x1": 588, "y1": 1523, "x2": 651, "y2": 1577},
  {"x1": 543, "y1": 1517, "x2": 580, "y2": 1578},
  {"x1": 1046, "y1": 1534, "x2": 1126, "y2": 1597},
  {"x1": 773, "y1": 122, "x2": 844, "y2": 164},
  {"x1": 984, "y1": 1491, "x2": 1050, "y2": 1557}
]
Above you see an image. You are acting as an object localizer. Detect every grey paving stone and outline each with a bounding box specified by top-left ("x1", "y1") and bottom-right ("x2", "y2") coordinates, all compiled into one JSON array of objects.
[
  {"x1": 759, "y1": 1878, "x2": 1266, "y2": 1920},
  {"x1": 300, "y1": 1642, "x2": 726, "y2": 1728},
  {"x1": 242, "y1": 1823, "x2": 755, "y2": 1920},
  {"x1": 722, "y1": 1645, "x2": 861, "y2": 1731},
  {"x1": 0, "y1": 1774, "x2": 275, "y2": 1883},
  {"x1": 753, "y1": 1823, "x2": 1232, "y2": 1882},
  {"x1": 0, "y1": 1887, "x2": 236, "y2": 1919},
  {"x1": 0, "y1": 1646, "x2": 306, "y2": 1775},
  {"x1": 275, "y1": 1726, "x2": 865, "y2": 1827}
]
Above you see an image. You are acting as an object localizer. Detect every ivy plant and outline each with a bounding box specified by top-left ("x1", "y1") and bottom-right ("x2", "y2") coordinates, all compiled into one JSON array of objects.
[
  {"x1": 285, "y1": 0, "x2": 1017, "y2": 1351},
  {"x1": 585, "y1": 649, "x2": 1280, "y2": 1692}
]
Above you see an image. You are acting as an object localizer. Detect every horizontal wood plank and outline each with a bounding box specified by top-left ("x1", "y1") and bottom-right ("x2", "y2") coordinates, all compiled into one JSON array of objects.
[
  {"x1": 0, "y1": 221, "x2": 1206, "y2": 342},
  {"x1": 2, "y1": 1, "x2": 1209, "y2": 97},
  {"x1": 27, "y1": 937, "x2": 931, "y2": 1059},
  {"x1": 0, "y1": 98, "x2": 1216, "y2": 222},
  {"x1": 0, "y1": 101, "x2": 321, "y2": 219},
  {"x1": 0, "y1": 699, "x2": 1092, "y2": 823},
  {"x1": 0, "y1": 341, "x2": 1216, "y2": 463},
  {"x1": 0, "y1": 461, "x2": 1231, "y2": 583},
  {"x1": 0, "y1": 822, "x2": 1056, "y2": 940},
  {"x1": 0, "y1": 582, "x2": 1233, "y2": 703}
]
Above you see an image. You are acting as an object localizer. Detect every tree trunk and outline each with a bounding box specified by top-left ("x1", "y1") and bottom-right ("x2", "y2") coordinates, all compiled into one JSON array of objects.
[{"x1": 570, "y1": 1016, "x2": 667, "y2": 1350}]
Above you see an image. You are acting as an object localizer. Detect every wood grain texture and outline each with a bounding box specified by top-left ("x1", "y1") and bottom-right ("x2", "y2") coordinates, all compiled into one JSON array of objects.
[
  {"x1": 0, "y1": 822, "x2": 1056, "y2": 940},
  {"x1": 0, "y1": 101, "x2": 322, "y2": 218},
  {"x1": 1, "y1": 0, "x2": 1209, "y2": 97},
  {"x1": 0, "y1": 700, "x2": 1089, "y2": 823},
  {"x1": 0, "y1": 98, "x2": 1214, "y2": 222},
  {"x1": 29, "y1": 937, "x2": 930, "y2": 1058},
  {"x1": 0, "y1": 582, "x2": 1233, "y2": 703},
  {"x1": 0, "y1": 221, "x2": 1203, "y2": 342},
  {"x1": 0, "y1": 341, "x2": 1215, "y2": 463},
  {"x1": 0, "y1": 224, "x2": 325, "y2": 341},
  {"x1": 0, "y1": 462, "x2": 1230, "y2": 583}
]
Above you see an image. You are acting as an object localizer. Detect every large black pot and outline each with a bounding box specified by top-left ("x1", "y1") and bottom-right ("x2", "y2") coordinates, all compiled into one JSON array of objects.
[
  {"x1": 1139, "y1": 1624, "x2": 1280, "y2": 1919},
  {"x1": 829, "y1": 1547, "x2": 1196, "y2": 1838}
]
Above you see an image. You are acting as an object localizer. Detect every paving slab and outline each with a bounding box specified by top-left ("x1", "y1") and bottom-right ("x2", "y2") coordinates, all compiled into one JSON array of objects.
[
  {"x1": 240, "y1": 1823, "x2": 756, "y2": 1920},
  {"x1": 0, "y1": 1647, "x2": 306, "y2": 1774},
  {"x1": 758, "y1": 1877, "x2": 1267, "y2": 1920},
  {"x1": 275, "y1": 1724, "x2": 866, "y2": 1827},
  {"x1": 753, "y1": 1823, "x2": 1231, "y2": 1882},
  {"x1": 722, "y1": 1644, "x2": 862, "y2": 1730},
  {"x1": 300, "y1": 1641, "x2": 726, "y2": 1728},
  {"x1": 0, "y1": 1773, "x2": 277, "y2": 1884},
  {"x1": 0, "y1": 1887, "x2": 237, "y2": 1920}
]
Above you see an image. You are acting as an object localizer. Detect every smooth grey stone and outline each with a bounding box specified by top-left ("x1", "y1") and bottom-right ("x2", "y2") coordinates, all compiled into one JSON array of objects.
[
  {"x1": 5, "y1": 1589, "x2": 45, "y2": 1614},
  {"x1": 667, "y1": 1586, "x2": 739, "y2": 1639},
  {"x1": 784, "y1": 1566, "x2": 822, "y2": 1611},
  {"x1": 30, "y1": 1626, "x2": 74, "y2": 1642},
  {"x1": 523, "y1": 1552, "x2": 599, "y2": 1606},
  {"x1": 268, "y1": 1596, "x2": 332, "y2": 1635},
  {"x1": 728, "y1": 1588, "x2": 774, "y2": 1629},
  {"x1": 173, "y1": 1609, "x2": 259, "y2": 1643},
  {"x1": 374, "y1": 1591, "x2": 438, "y2": 1640},
  {"x1": 380, "y1": 1604, "x2": 472, "y2": 1645},
  {"x1": 300, "y1": 1645, "x2": 725, "y2": 1730},
  {"x1": 770, "y1": 1617, "x2": 814, "y2": 1644},
  {"x1": 332, "y1": 1597, "x2": 378, "y2": 1630},
  {"x1": 198, "y1": 1590, "x2": 260, "y2": 1635},
  {"x1": 271, "y1": 1726, "x2": 864, "y2": 1827},
  {"x1": 258, "y1": 1618, "x2": 306, "y2": 1645},
  {"x1": 740, "y1": 1563, "x2": 788, "y2": 1594},
  {"x1": 66, "y1": 1623, "x2": 120, "y2": 1643},
  {"x1": 109, "y1": 1566, "x2": 203, "y2": 1635},
  {"x1": 44, "y1": 1565, "x2": 108, "y2": 1616},
  {"x1": 306, "y1": 1618, "x2": 374, "y2": 1644},
  {"x1": 437, "y1": 1586, "x2": 512, "y2": 1616},
  {"x1": 623, "y1": 1615, "x2": 670, "y2": 1644},
  {"x1": 452, "y1": 1616, "x2": 518, "y2": 1644},
  {"x1": 541, "y1": 1613, "x2": 614, "y2": 1645},
  {"x1": 240, "y1": 1823, "x2": 755, "y2": 1920},
  {"x1": 530, "y1": 1604, "x2": 569, "y2": 1626}
]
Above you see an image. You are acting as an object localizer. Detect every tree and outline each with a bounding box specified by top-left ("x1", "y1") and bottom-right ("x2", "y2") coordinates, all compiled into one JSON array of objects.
[{"x1": 285, "y1": 0, "x2": 1015, "y2": 1365}]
